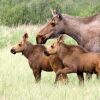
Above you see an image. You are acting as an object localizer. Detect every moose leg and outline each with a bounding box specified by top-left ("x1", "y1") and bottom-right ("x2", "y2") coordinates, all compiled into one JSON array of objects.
[
  {"x1": 86, "y1": 73, "x2": 92, "y2": 80},
  {"x1": 55, "y1": 73, "x2": 68, "y2": 84},
  {"x1": 77, "y1": 72, "x2": 84, "y2": 85},
  {"x1": 55, "y1": 74, "x2": 63, "y2": 84},
  {"x1": 56, "y1": 67, "x2": 74, "y2": 80},
  {"x1": 33, "y1": 68, "x2": 41, "y2": 83},
  {"x1": 96, "y1": 67, "x2": 100, "y2": 79},
  {"x1": 54, "y1": 68, "x2": 68, "y2": 84},
  {"x1": 96, "y1": 63, "x2": 100, "y2": 79}
]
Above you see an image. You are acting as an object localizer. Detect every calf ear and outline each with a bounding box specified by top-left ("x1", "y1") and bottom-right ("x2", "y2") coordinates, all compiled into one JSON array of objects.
[
  {"x1": 23, "y1": 33, "x2": 28, "y2": 41},
  {"x1": 57, "y1": 35, "x2": 64, "y2": 43}
]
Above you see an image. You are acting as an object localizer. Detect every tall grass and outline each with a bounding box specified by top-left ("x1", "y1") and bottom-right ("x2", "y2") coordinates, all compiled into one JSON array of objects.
[
  {"x1": 0, "y1": 25, "x2": 37, "y2": 48},
  {"x1": 0, "y1": 25, "x2": 77, "y2": 48},
  {"x1": 0, "y1": 44, "x2": 100, "y2": 100},
  {"x1": 0, "y1": 25, "x2": 99, "y2": 100}
]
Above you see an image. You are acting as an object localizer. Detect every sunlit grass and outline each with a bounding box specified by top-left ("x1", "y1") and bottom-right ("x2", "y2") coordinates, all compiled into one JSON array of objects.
[
  {"x1": 0, "y1": 25, "x2": 100, "y2": 100},
  {"x1": 0, "y1": 47, "x2": 100, "y2": 100},
  {"x1": 0, "y1": 25, "x2": 77, "y2": 48}
]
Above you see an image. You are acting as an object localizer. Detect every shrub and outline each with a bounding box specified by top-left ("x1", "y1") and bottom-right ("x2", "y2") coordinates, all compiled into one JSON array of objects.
[{"x1": 0, "y1": 0, "x2": 99, "y2": 26}]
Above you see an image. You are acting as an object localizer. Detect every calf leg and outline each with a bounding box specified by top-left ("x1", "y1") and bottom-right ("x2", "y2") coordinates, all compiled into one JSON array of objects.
[
  {"x1": 50, "y1": 62, "x2": 68, "y2": 84},
  {"x1": 56, "y1": 67, "x2": 85, "y2": 84},
  {"x1": 56, "y1": 67, "x2": 74, "y2": 82},
  {"x1": 96, "y1": 62, "x2": 100, "y2": 79},
  {"x1": 77, "y1": 72, "x2": 84, "y2": 85},
  {"x1": 55, "y1": 73, "x2": 68, "y2": 84},
  {"x1": 33, "y1": 68, "x2": 41, "y2": 83},
  {"x1": 56, "y1": 67, "x2": 74, "y2": 79}
]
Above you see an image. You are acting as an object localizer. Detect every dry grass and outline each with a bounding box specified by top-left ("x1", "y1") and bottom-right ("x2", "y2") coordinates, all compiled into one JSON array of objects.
[
  {"x1": 0, "y1": 48, "x2": 100, "y2": 100},
  {"x1": 0, "y1": 25, "x2": 100, "y2": 100}
]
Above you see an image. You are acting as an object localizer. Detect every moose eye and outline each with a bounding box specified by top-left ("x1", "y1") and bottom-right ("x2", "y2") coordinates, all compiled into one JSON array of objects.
[
  {"x1": 51, "y1": 45, "x2": 54, "y2": 48},
  {"x1": 51, "y1": 22, "x2": 56, "y2": 27},
  {"x1": 19, "y1": 44, "x2": 22, "y2": 47}
]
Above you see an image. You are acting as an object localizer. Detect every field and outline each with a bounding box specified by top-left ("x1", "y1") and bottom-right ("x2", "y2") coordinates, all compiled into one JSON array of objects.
[{"x1": 0, "y1": 25, "x2": 100, "y2": 100}]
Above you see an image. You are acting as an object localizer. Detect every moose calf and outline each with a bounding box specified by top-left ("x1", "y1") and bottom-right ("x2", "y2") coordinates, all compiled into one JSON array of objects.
[
  {"x1": 44, "y1": 36, "x2": 100, "y2": 84},
  {"x1": 11, "y1": 33, "x2": 67, "y2": 83}
]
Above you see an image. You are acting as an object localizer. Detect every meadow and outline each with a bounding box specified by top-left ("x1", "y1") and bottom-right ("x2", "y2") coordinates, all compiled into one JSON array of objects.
[{"x1": 0, "y1": 25, "x2": 100, "y2": 100}]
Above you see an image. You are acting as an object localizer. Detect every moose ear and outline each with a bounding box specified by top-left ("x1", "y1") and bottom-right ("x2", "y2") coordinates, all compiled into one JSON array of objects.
[
  {"x1": 23, "y1": 33, "x2": 28, "y2": 41},
  {"x1": 57, "y1": 35, "x2": 64, "y2": 43},
  {"x1": 56, "y1": 11, "x2": 62, "y2": 20},
  {"x1": 50, "y1": 9, "x2": 62, "y2": 20}
]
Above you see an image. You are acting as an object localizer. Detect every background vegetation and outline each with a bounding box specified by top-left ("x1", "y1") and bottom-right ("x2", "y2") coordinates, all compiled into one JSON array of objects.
[
  {"x1": 0, "y1": 0, "x2": 99, "y2": 26},
  {"x1": 0, "y1": 0, "x2": 99, "y2": 48},
  {"x1": 0, "y1": 25, "x2": 76, "y2": 48}
]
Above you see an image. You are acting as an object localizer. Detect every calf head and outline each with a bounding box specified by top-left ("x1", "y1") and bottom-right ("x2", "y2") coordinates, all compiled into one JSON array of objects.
[
  {"x1": 11, "y1": 33, "x2": 28, "y2": 54},
  {"x1": 44, "y1": 35, "x2": 64, "y2": 56}
]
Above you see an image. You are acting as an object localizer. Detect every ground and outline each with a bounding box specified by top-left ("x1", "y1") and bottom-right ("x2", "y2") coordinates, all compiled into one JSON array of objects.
[{"x1": 0, "y1": 25, "x2": 100, "y2": 100}]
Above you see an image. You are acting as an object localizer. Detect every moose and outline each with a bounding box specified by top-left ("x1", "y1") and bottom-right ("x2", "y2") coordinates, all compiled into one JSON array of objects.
[
  {"x1": 44, "y1": 36, "x2": 100, "y2": 84},
  {"x1": 36, "y1": 10, "x2": 100, "y2": 79},
  {"x1": 44, "y1": 36, "x2": 100, "y2": 83},
  {"x1": 10, "y1": 33, "x2": 67, "y2": 83}
]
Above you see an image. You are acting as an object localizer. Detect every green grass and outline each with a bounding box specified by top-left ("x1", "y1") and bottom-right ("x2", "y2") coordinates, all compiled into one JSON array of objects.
[
  {"x1": 0, "y1": 25, "x2": 100, "y2": 100},
  {"x1": 0, "y1": 25, "x2": 77, "y2": 48},
  {"x1": 0, "y1": 25, "x2": 38, "y2": 48},
  {"x1": 0, "y1": 47, "x2": 100, "y2": 100}
]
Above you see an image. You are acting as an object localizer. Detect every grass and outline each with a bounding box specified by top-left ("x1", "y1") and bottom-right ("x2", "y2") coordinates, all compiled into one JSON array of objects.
[
  {"x1": 0, "y1": 47, "x2": 100, "y2": 100},
  {"x1": 0, "y1": 25, "x2": 38, "y2": 48},
  {"x1": 0, "y1": 25, "x2": 77, "y2": 48},
  {"x1": 0, "y1": 25, "x2": 100, "y2": 100}
]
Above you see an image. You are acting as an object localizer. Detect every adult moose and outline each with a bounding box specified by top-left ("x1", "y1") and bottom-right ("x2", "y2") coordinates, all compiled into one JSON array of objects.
[
  {"x1": 11, "y1": 33, "x2": 67, "y2": 83},
  {"x1": 36, "y1": 10, "x2": 100, "y2": 79}
]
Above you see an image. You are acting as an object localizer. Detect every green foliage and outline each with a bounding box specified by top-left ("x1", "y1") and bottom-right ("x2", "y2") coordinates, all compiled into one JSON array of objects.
[{"x1": 0, "y1": 0, "x2": 99, "y2": 26}]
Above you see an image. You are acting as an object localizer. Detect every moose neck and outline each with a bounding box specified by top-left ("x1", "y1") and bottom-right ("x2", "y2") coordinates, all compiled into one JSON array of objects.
[
  {"x1": 63, "y1": 15, "x2": 84, "y2": 45},
  {"x1": 57, "y1": 43, "x2": 73, "y2": 60},
  {"x1": 22, "y1": 42, "x2": 34, "y2": 58}
]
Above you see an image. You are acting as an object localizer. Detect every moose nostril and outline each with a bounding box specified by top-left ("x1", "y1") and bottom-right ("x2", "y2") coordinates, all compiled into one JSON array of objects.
[
  {"x1": 36, "y1": 35, "x2": 39, "y2": 44},
  {"x1": 10, "y1": 48, "x2": 16, "y2": 54},
  {"x1": 44, "y1": 51, "x2": 50, "y2": 56},
  {"x1": 36, "y1": 35, "x2": 47, "y2": 44}
]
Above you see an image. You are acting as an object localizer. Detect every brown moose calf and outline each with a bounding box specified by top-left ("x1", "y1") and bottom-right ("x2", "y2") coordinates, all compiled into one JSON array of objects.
[
  {"x1": 44, "y1": 36, "x2": 100, "y2": 84},
  {"x1": 11, "y1": 33, "x2": 67, "y2": 83}
]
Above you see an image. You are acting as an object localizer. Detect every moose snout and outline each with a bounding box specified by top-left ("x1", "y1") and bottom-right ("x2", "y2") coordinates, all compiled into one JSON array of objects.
[
  {"x1": 44, "y1": 51, "x2": 50, "y2": 56},
  {"x1": 10, "y1": 48, "x2": 16, "y2": 54},
  {"x1": 36, "y1": 35, "x2": 47, "y2": 44}
]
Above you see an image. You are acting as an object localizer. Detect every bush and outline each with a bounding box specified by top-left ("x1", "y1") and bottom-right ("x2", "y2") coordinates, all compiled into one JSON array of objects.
[{"x1": 0, "y1": 0, "x2": 99, "y2": 26}]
